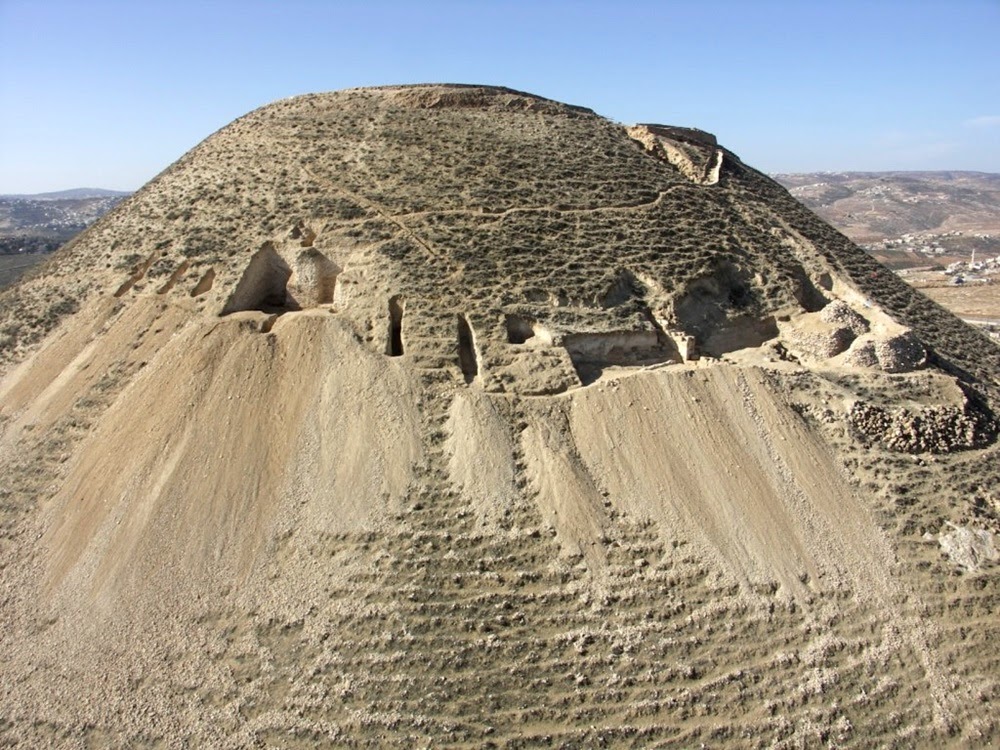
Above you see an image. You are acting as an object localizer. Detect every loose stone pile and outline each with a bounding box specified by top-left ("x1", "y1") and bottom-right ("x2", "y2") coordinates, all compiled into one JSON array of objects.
[{"x1": 848, "y1": 399, "x2": 997, "y2": 453}]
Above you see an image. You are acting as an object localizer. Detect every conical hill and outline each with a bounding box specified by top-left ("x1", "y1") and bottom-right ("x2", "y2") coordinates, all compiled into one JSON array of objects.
[{"x1": 1, "y1": 84, "x2": 999, "y2": 747}]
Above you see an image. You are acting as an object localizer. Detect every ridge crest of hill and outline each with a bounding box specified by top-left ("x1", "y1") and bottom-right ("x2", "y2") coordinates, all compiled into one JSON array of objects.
[{"x1": 0, "y1": 187, "x2": 132, "y2": 200}]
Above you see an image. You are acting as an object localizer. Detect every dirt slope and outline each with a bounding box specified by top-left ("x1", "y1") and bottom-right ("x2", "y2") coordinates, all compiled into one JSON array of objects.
[{"x1": 1, "y1": 85, "x2": 999, "y2": 748}]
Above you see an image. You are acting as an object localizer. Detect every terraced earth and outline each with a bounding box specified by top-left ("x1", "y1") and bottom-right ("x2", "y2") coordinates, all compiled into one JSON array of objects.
[{"x1": 1, "y1": 85, "x2": 999, "y2": 748}]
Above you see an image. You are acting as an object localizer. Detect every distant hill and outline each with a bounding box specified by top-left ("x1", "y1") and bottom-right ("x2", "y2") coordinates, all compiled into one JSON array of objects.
[
  {"x1": 773, "y1": 171, "x2": 1000, "y2": 268},
  {"x1": 0, "y1": 188, "x2": 130, "y2": 248},
  {"x1": 0, "y1": 189, "x2": 131, "y2": 286},
  {"x1": 0, "y1": 187, "x2": 131, "y2": 201},
  {"x1": 773, "y1": 173, "x2": 1000, "y2": 323}
]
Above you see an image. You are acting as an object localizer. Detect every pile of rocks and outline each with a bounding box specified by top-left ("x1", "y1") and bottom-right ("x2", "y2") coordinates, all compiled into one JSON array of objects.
[
  {"x1": 845, "y1": 331, "x2": 927, "y2": 373},
  {"x1": 785, "y1": 325, "x2": 855, "y2": 359},
  {"x1": 819, "y1": 301, "x2": 869, "y2": 335},
  {"x1": 848, "y1": 399, "x2": 996, "y2": 453},
  {"x1": 783, "y1": 302, "x2": 870, "y2": 360}
]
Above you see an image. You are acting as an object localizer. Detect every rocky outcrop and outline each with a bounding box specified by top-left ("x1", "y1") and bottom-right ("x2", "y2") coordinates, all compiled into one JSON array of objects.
[
  {"x1": 627, "y1": 124, "x2": 724, "y2": 185},
  {"x1": 936, "y1": 523, "x2": 999, "y2": 571}
]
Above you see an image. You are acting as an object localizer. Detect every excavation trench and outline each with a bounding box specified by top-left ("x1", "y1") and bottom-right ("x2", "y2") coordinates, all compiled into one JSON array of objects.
[
  {"x1": 563, "y1": 330, "x2": 678, "y2": 384},
  {"x1": 387, "y1": 295, "x2": 405, "y2": 356},
  {"x1": 457, "y1": 314, "x2": 479, "y2": 384}
]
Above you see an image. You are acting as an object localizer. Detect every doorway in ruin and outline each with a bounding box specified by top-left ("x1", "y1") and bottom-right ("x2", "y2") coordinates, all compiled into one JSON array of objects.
[
  {"x1": 386, "y1": 295, "x2": 405, "y2": 356},
  {"x1": 220, "y1": 243, "x2": 298, "y2": 315},
  {"x1": 457, "y1": 314, "x2": 479, "y2": 384}
]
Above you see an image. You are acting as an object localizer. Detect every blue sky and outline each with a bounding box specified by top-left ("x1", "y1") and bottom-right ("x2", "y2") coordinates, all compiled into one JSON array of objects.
[{"x1": 1, "y1": 0, "x2": 998, "y2": 193}]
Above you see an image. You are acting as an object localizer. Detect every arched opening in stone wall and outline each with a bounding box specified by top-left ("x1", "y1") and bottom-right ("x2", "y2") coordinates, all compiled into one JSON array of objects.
[
  {"x1": 221, "y1": 243, "x2": 298, "y2": 315},
  {"x1": 505, "y1": 314, "x2": 553, "y2": 346},
  {"x1": 671, "y1": 262, "x2": 778, "y2": 356},
  {"x1": 506, "y1": 315, "x2": 535, "y2": 344},
  {"x1": 600, "y1": 269, "x2": 643, "y2": 308},
  {"x1": 386, "y1": 295, "x2": 405, "y2": 356}
]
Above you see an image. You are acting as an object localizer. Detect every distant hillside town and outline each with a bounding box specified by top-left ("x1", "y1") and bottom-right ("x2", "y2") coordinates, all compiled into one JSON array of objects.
[{"x1": 0, "y1": 190, "x2": 129, "y2": 255}]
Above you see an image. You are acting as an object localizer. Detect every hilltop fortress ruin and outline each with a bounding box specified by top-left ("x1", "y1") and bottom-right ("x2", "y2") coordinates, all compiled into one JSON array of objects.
[{"x1": 1, "y1": 85, "x2": 999, "y2": 747}]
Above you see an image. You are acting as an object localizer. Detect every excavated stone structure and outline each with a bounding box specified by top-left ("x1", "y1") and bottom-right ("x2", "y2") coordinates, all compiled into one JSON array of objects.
[{"x1": 1, "y1": 85, "x2": 1000, "y2": 747}]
